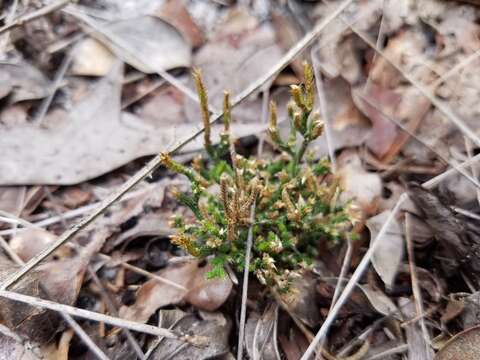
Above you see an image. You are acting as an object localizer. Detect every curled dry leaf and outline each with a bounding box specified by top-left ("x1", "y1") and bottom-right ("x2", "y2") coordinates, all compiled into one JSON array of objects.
[
  {"x1": 434, "y1": 325, "x2": 480, "y2": 360},
  {"x1": 150, "y1": 310, "x2": 231, "y2": 360},
  {"x1": 366, "y1": 210, "x2": 404, "y2": 289},
  {"x1": 357, "y1": 284, "x2": 399, "y2": 319},
  {"x1": 119, "y1": 259, "x2": 232, "y2": 323}
]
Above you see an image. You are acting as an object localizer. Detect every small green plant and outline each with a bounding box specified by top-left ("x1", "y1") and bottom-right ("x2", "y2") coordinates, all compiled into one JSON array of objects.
[{"x1": 162, "y1": 63, "x2": 358, "y2": 290}]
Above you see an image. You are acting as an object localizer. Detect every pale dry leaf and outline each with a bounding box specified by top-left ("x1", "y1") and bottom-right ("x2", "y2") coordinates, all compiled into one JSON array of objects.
[
  {"x1": 0, "y1": 332, "x2": 41, "y2": 360},
  {"x1": 93, "y1": 15, "x2": 192, "y2": 74},
  {"x1": 70, "y1": 38, "x2": 115, "y2": 77},
  {"x1": 366, "y1": 210, "x2": 404, "y2": 288},
  {"x1": 338, "y1": 149, "x2": 383, "y2": 215},
  {"x1": 10, "y1": 228, "x2": 69, "y2": 263},
  {"x1": 0, "y1": 61, "x2": 270, "y2": 185},
  {"x1": 119, "y1": 259, "x2": 232, "y2": 323},
  {"x1": 0, "y1": 187, "x2": 26, "y2": 216},
  {"x1": 185, "y1": 8, "x2": 283, "y2": 123},
  {"x1": 0, "y1": 61, "x2": 50, "y2": 102}
]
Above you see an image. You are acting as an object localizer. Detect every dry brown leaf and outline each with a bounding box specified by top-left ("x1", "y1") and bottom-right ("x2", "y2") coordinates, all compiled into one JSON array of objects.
[
  {"x1": 156, "y1": 0, "x2": 204, "y2": 48},
  {"x1": 119, "y1": 259, "x2": 232, "y2": 323},
  {"x1": 279, "y1": 272, "x2": 321, "y2": 328},
  {"x1": 185, "y1": 8, "x2": 283, "y2": 123},
  {"x1": 9, "y1": 228, "x2": 70, "y2": 263},
  {"x1": 366, "y1": 210, "x2": 404, "y2": 289},
  {"x1": 0, "y1": 187, "x2": 26, "y2": 216},
  {"x1": 308, "y1": 77, "x2": 371, "y2": 158}
]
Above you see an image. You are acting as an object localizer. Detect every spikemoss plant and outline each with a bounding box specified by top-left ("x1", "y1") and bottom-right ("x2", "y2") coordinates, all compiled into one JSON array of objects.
[{"x1": 162, "y1": 63, "x2": 358, "y2": 290}]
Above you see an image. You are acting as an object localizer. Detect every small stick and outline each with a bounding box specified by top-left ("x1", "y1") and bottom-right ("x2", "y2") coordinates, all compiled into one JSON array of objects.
[
  {"x1": 236, "y1": 204, "x2": 256, "y2": 360},
  {"x1": 32, "y1": 46, "x2": 75, "y2": 126},
  {"x1": 0, "y1": 0, "x2": 357, "y2": 293},
  {"x1": 0, "y1": 289, "x2": 181, "y2": 339},
  {"x1": 405, "y1": 213, "x2": 431, "y2": 353},
  {"x1": 366, "y1": 344, "x2": 408, "y2": 360},
  {"x1": 0, "y1": 0, "x2": 72, "y2": 35}
]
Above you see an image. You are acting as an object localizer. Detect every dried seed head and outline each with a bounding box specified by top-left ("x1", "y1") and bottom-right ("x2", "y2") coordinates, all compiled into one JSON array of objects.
[
  {"x1": 290, "y1": 85, "x2": 305, "y2": 111},
  {"x1": 223, "y1": 91, "x2": 231, "y2": 133},
  {"x1": 192, "y1": 68, "x2": 211, "y2": 150},
  {"x1": 303, "y1": 62, "x2": 315, "y2": 111}
]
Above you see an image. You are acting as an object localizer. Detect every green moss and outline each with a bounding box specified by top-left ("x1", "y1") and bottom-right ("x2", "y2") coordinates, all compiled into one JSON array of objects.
[{"x1": 162, "y1": 63, "x2": 356, "y2": 290}]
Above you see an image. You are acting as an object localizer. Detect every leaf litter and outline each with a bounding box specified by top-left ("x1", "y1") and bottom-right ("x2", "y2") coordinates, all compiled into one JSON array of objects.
[{"x1": 1, "y1": 0, "x2": 480, "y2": 358}]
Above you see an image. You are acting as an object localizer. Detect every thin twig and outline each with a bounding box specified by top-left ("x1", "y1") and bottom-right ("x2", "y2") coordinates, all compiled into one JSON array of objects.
[
  {"x1": 405, "y1": 213, "x2": 431, "y2": 353},
  {"x1": 366, "y1": 344, "x2": 408, "y2": 360},
  {"x1": 32, "y1": 46, "x2": 75, "y2": 126},
  {"x1": 0, "y1": 0, "x2": 71, "y2": 35},
  {"x1": 0, "y1": 289, "x2": 182, "y2": 339},
  {"x1": 237, "y1": 204, "x2": 256, "y2": 360},
  {"x1": 0, "y1": 0, "x2": 357, "y2": 292}
]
